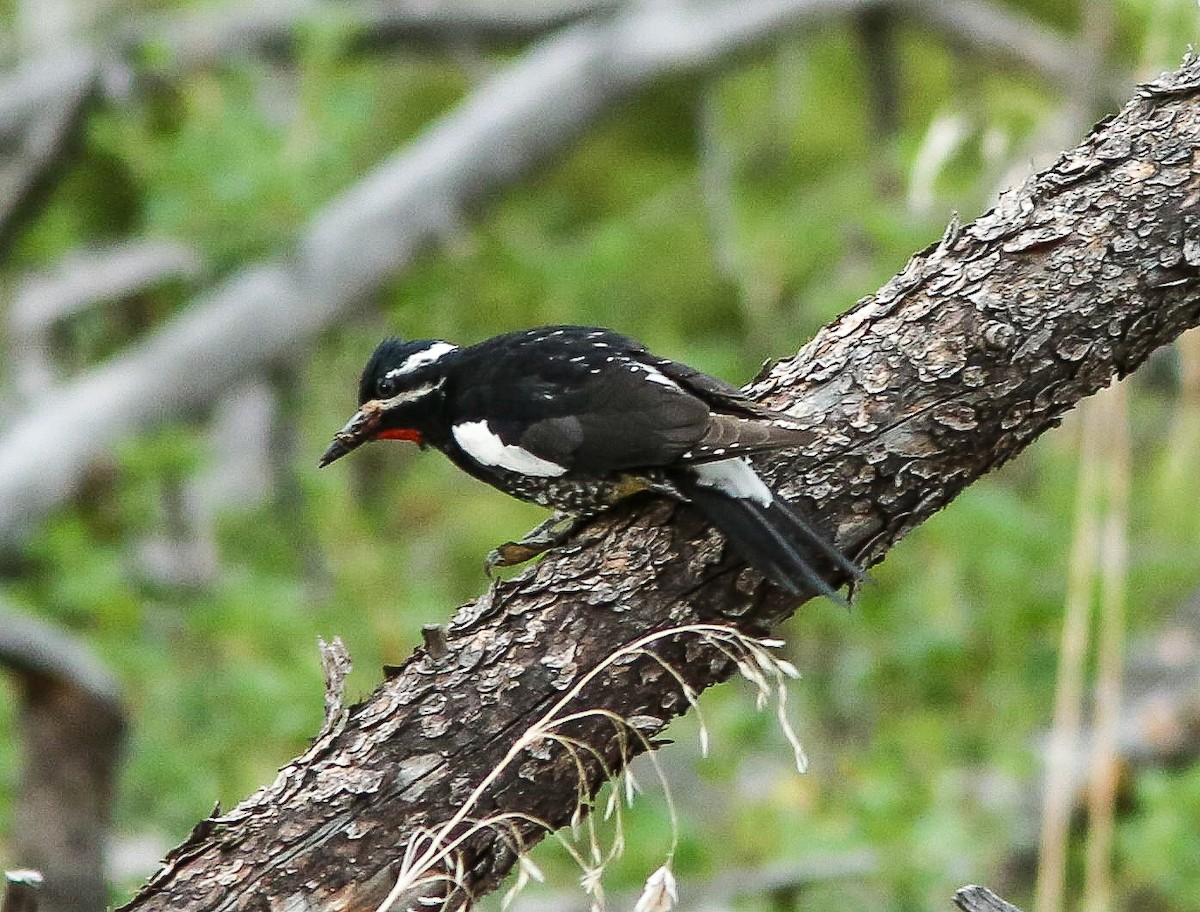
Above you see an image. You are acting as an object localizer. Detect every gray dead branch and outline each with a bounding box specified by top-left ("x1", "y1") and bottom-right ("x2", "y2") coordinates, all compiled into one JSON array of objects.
[
  {"x1": 0, "y1": 607, "x2": 121, "y2": 707},
  {"x1": 0, "y1": 607, "x2": 125, "y2": 912},
  {"x1": 0, "y1": 50, "x2": 102, "y2": 262},
  {"x1": 115, "y1": 0, "x2": 624, "y2": 70},
  {"x1": 9, "y1": 240, "x2": 205, "y2": 401},
  {"x1": 1, "y1": 871, "x2": 43, "y2": 912},
  {"x1": 0, "y1": 0, "x2": 1091, "y2": 263},
  {"x1": 111, "y1": 0, "x2": 1086, "y2": 81},
  {"x1": 0, "y1": 50, "x2": 100, "y2": 141},
  {"x1": 6, "y1": 239, "x2": 231, "y2": 588},
  {"x1": 904, "y1": 0, "x2": 1086, "y2": 87},
  {"x1": 0, "y1": 0, "x2": 1090, "y2": 269},
  {"x1": 11, "y1": 240, "x2": 204, "y2": 338}
]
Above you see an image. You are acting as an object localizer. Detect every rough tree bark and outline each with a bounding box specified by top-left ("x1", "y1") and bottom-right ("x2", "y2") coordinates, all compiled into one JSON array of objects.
[
  {"x1": 116, "y1": 55, "x2": 1200, "y2": 912},
  {"x1": 954, "y1": 885, "x2": 1025, "y2": 912}
]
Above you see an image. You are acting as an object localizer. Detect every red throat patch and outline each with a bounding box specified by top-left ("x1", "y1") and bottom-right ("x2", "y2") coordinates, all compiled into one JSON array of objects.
[{"x1": 376, "y1": 428, "x2": 423, "y2": 444}]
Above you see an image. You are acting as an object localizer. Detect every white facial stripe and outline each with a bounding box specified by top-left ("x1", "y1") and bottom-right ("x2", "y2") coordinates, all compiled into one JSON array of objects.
[
  {"x1": 386, "y1": 341, "x2": 458, "y2": 378},
  {"x1": 452, "y1": 420, "x2": 568, "y2": 477},
  {"x1": 374, "y1": 377, "x2": 444, "y2": 409},
  {"x1": 691, "y1": 458, "x2": 773, "y2": 507}
]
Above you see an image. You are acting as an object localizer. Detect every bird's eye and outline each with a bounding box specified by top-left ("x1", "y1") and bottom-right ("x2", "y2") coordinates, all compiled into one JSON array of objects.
[{"x1": 377, "y1": 376, "x2": 397, "y2": 398}]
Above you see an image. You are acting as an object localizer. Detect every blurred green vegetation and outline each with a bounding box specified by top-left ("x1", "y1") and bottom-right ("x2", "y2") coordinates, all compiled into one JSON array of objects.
[{"x1": 2, "y1": 1, "x2": 1200, "y2": 910}]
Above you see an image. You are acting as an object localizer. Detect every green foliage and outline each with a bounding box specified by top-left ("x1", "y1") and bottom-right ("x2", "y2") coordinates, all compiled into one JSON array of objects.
[
  {"x1": 1, "y1": 0, "x2": 1199, "y2": 909},
  {"x1": 1122, "y1": 767, "x2": 1200, "y2": 907}
]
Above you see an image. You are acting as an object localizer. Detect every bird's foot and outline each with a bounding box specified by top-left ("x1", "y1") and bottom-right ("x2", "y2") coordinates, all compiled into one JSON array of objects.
[{"x1": 485, "y1": 513, "x2": 588, "y2": 577}]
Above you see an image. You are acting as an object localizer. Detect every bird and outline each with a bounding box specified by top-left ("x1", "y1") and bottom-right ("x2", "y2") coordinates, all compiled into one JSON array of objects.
[{"x1": 318, "y1": 326, "x2": 863, "y2": 601}]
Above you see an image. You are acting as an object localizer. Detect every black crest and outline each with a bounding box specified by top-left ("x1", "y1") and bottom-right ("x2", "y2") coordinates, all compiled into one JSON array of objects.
[{"x1": 358, "y1": 337, "x2": 436, "y2": 404}]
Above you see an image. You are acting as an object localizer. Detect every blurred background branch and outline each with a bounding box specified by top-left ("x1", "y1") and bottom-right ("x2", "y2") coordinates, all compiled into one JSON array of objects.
[
  {"x1": 0, "y1": 51, "x2": 103, "y2": 262},
  {"x1": 2, "y1": 870, "x2": 44, "y2": 912},
  {"x1": 114, "y1": 0, "x2": 626, "y2": 71},
  {"x1": 0, "y1": 608, "x2": 124, "y2": 912},
  {"x1": 0, "y1": 0, "x2": 883, "y2": 545}
]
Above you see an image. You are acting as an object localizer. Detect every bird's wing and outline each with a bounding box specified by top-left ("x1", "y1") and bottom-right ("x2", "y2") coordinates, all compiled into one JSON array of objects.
[
  {"x1": 452, "y1": 349, "x2": 711, "y2": 475},
  {"x1": 679, "y1": 413, "x2": 817, "y2": 462},
  {"x1": 517, "y1": 368, "x2": 711, "y2": 473},
  {"x1": 640, "y1": 355, "x2": 819, "y2": 459},
  {"x1": 449, "y1": 327, "x2": 811, "y2": 475},
  {"x1": 646, "y1": 355, "x2": 777, "y2": 417}
]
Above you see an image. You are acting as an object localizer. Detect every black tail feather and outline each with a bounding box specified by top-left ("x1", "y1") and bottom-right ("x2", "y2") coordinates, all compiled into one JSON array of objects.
[
  {"x1": 769, "y1": 493, "x2": 867, "y2": 583},
  {"x1": 675, "y1": 472, "x2": 863, "y2": 603}
]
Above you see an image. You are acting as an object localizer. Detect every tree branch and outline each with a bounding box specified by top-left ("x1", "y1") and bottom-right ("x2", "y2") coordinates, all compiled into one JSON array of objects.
[
  {"x1": 117, "y1": 55, "x2": 1200, "y2": 912},
  {"x1": 8, "y1": 240, "x2": 205, "y2": 402},
  {"x1": 2, "y1": 871, "x2": 44, "y2": 912},
  {"x1": 0, "y1": 50, "x2": 102, "y2": 262},
  {"x1": 10, "y1": 240, "x2": 204, "y2": 337},
  {"x1": 0, "y1": 0, "x2": 1093, "y2": 306},
  {"x1": 115, "y1": 0, "x2": 1088, "y2": 86},
  {"x1": 902, "y1": 0, "x2": 1089, "y2": 86},
  {"x1": 115, "y1": 0, "x2": 624, "y2": 70},
  {"x1": 0, "y1": 607, "x2": 122, "y2": 706}
]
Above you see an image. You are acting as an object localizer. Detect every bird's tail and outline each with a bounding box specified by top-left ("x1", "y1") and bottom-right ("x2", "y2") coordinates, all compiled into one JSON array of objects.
[{"x1": 673, "y1": 459, "x2": 864, "y2": 603}]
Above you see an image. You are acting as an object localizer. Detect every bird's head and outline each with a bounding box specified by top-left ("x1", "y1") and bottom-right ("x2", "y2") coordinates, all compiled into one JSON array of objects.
[{"x1": 318, "y1": 337, "x2": 458, "y2": 467}]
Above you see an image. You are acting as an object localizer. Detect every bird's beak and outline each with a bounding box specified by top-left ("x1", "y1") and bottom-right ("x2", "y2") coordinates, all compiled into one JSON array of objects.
[{"x1": 318, "y1": 403, "x2": 382, "y2": 467}]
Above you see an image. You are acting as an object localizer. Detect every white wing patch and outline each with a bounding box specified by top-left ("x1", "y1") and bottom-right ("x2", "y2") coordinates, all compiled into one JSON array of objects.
[
  {"x1": 690, "y1": 458, "x2": 773, "y2": 507},
  {"x1": 386, "y1": 341, "x2": 458, "y2": 378},
  {"x1": 452, "y1": 420, "x2": 568, "y2": 477},
  {"x1": 642, "y1": 366, "x2": 678, "y2": 387},
  {"x1": 626, "y1": 362, "x2": 680, "y2": 389}
]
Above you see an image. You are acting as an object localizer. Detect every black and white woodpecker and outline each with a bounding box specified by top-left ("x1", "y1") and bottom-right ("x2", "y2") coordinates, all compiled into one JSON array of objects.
[{"x1": 319, "y1": 326, "x2": 862, "y2": 600}]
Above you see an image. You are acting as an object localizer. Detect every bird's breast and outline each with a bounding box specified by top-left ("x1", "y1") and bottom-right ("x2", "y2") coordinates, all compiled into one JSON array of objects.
[{"x1": 452, "y1": 464, "x2": 679, "y2": 514}]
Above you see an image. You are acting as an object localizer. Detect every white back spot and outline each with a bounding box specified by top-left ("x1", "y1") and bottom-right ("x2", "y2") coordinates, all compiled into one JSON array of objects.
[
  {"x1": 642, "y1": 366, "x2": 679, "y2": 388},
  {"x1": 691, "y1": 458, "x2": 773, "y2": 507}
]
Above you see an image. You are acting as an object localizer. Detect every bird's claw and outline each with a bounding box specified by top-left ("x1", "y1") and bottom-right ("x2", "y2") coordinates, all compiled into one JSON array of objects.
[
  {"x1": 485, "y1": 541, "x2": 544, "y2": 577},
  {"x1": 483, "y1": 512, "x2": 589, "y2": 578}
]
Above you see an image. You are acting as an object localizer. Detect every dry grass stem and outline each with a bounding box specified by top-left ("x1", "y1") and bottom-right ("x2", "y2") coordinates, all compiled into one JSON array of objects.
[
  {"x1": 373, "y1": 624, "x2": 807, "y2": 912},
  {"x1": 1083, "y1": 382, "x2": 1129, "y2": 912},
  {"x1": 1035, "y1": 395, "x2": 1103, "y2": 912}
]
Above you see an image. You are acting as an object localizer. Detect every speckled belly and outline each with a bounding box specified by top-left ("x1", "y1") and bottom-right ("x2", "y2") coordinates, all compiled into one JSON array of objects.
[{"x1": 488, "y1": 470, "x2": 682, "y2": 514}]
